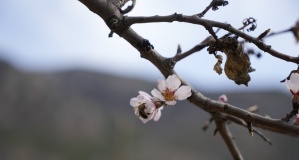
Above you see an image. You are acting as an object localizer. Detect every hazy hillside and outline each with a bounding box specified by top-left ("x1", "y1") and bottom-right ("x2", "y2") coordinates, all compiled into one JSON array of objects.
[{"x1": 0, "y1": 60, "x2": 298, "y2": 160}]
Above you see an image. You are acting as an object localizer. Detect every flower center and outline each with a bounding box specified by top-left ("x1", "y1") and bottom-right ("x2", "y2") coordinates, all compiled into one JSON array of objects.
[{"x1": 162, "y1": 88, "x2": 176, "y2": 101}]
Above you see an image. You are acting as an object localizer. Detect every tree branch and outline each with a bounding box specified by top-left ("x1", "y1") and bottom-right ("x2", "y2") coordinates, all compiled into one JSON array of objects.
[
  {"x1": 78, "y1": 0, "x2": 299, "y2": 159},
  {"x1": 126, "y1": 14, "x2": 299, "y2": 64},
  {"x1": 173, "y1": 43, "x2": 208, "y2": 62},
  {"x1": 226, "y1": 115, "x2": 272, "y2": 145},
  {"x1": 78, "y1": 0, "x2": 299, "y2": 137},
  {"x1": 213, "y1": 112, "x2": 244, "y2": 160}
]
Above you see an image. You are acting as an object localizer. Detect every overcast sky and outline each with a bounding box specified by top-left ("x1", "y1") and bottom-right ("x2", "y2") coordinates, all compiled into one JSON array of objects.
[{"x1": 0, "y1": 0, "x2": 298, "y2": 92}]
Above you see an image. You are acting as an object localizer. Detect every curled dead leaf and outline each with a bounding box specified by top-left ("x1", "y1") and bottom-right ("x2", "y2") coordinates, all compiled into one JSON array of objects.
[
  {"x1": 208, "y1": 36, "x2": 255, "y2": 86},
  {"x1": 213, "y1": 54, "x2": 223, "y2": 75}
]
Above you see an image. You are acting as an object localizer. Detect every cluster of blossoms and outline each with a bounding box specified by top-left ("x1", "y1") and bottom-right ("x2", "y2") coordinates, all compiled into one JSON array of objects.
[{"x1": 130, "y1": 74, "x2": 192, "y2": 123}]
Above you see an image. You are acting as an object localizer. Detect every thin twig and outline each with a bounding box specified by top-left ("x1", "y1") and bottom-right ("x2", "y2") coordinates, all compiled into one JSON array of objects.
[
  {"x1": 265, "y1": 28, "x2": 292, "y2": 39},
  {"x1": 213, "y1": 112, "x2": 244, "y2": 160},
  {"x1": 126, "y1": 14, "x2": 299, "y2": 64},
  {"x1": 197, "y1": 0, "x2": 217, "y2": 18},
  {"x1": 282, "y1": 108, "x2": 298, "y2": 122},
  {"x1": 227, "y1": 115, "x2": 272, "y2": 145},
  {"x1": 173, "y1": 44, "x2": 209, "y2": 62}
]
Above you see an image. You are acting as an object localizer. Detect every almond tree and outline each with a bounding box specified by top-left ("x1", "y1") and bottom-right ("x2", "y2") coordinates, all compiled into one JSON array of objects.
[{"x1": 78, "y1": 0, "x2": 299, "y2": 159}]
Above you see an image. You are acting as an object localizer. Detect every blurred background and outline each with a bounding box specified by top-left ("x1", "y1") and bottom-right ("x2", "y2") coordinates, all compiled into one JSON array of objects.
[{"x1": 0, "y1": 0, "x2": 299, "y2": 159}]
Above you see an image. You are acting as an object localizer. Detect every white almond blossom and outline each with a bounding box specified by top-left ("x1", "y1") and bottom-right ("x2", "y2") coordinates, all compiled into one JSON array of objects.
[
  {"x1": 285, "y1": 72, "x2": 299, "y2": 95},
  {"x1": 130, "y1": 91, "x2": 163, "y2": 123},
  {"x1": 151, "y1": 74, "x2": 192, "y2": 105}
]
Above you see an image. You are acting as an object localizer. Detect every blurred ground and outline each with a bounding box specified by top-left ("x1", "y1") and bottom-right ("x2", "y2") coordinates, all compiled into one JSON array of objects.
[{"x1": 0, "y1": 60, "x2": 298, "y2": 160}]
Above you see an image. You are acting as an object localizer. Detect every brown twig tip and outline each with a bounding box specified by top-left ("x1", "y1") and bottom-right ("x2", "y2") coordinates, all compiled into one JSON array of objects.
[
  {"x1": 108, "y1": 31, "x2": 114, "y2": 37},
  {"x1": 257, "y1": 29, "x2": 271, "y2": 39},
  {"x1": 176, "y1": 44, "x2": 182, "y2": 55},
  {"x1": 198, "y1": 0, "x2": 229, "y2": 17},
  {"x1": 289, "y1": 19, "x2": 299, "y2": 43},
  {"x1": 246, "y1": 122, "x2": 254, "y2": 136},
  {"x1": 214, "y1": 128, "x2": 219, "y2": 136},
  {"x1": 202, "y1": 117, "x2": 214, "y2": 131},
  {"x1": 212, "y1": 0, "x2": 229, "y2": 11}
]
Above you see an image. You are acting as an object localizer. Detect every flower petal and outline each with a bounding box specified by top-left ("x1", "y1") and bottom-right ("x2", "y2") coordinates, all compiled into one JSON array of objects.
[
  {"x1": 140, "y1": 117, "x2": 152, "y2": 123},
  {"x1": 166, "y1": 74, "x2": 181, "y2": 91},
  {"x1": 175, "y1": 86, "x2": 192, "y2": 100},
  {"x1": 153, "y1": 109, "x2": 162, "y2": 121},
  {"x1": 137, "y1": 95, "x2": 149, "y2": 102},
  {"x1": 290, "y1": 73, "x2": 299, "y2": 93},
  {"x1": 151, "y1": 88, "x2": 165, "y2": 101},
  {"x1": 285, "y1": 79, "x2": 293, "y2": 94},
  {"x1": 166, "y1": 100, "x2": 176, "y2": 105},
  {"x1": 218, "y1": 94, "x2": 228, "y2": 103},
  {"x1": 138, "y1": 91, "x2": 152, "y2": 98},
  {"x1": 130, "y1": 97, "x2": 139, "y2": 107},
  {"x1": 145, "y1": 101, "x2": 155, "y2": 113},
  {"x1": 157, "y1": 79, "x2": 166, "y2": 92}
]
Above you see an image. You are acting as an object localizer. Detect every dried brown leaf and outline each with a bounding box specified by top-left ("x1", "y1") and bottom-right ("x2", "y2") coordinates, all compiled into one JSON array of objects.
[
  {"x1": 213, "y1": 55, "x2": 223, "y2": 75},
  {"x1": 222, "y1": 37, "x2": 254, "y2": 86}
]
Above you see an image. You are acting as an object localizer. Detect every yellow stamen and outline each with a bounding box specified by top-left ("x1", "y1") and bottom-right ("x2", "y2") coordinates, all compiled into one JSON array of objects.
[{"x1": 162, "y1": 88, "x2": 176, "y2": 101}]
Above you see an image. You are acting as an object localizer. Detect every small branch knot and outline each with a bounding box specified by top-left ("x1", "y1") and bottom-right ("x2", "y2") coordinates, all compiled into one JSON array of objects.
[
  {"x1": 106, "y1": 15, "x2": 129, "y2": 35},
  {"x1": 108, "y1": 15, "x2": 121, "y2": 28},
  {"x1": 141, "y1": 39, "x2": 154, "y2": 52},
  {"x1": 174, "y1": 13, "x2": 184, "y2": 22},
  {"x1": 164, "y1": 58, "x2": 176, "y2": 69}
]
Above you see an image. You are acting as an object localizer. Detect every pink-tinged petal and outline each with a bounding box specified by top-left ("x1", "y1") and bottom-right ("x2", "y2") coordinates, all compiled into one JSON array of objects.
[
  {"x1": 133, "y1": 107, "x2": 139, "y2": 115},
  {"x1": 130, "y1": 98, "x2": 139, "y2": 107},
  {"x1": 140, "y1": 109, "x2": 156, "y2": 123},
  {"x1": 140, "y1": 117, "x2": 152, "y2": 124},
  {"x1": 166, "y1": 74, "x2": 181, "y2": 91},
  {"x1": 151, "y1": 88, "x2": 165, "y2": 101},
  {"x1": 166, "y1": 100, "x2": 176, "y2": 105},
  {"x1": 153, "y1": 109, "x2": 162, "y2": 121},
  {"x1": 290, "y1": 73, "x2": 299, "y2": 93},
  {"x1": 218, "y1": 94, "x2": 228, "y2": 103},
  {"x1": 138, "y1": 91, "x2": 152, "y2": 98},
  {"x1": 285, "y1": 80, "x2": 293, "y2": 94},
  {"x1": 145, "y1": 102, "x2": 155, "y2": 113},
  {"x1": 137, "y1": 95, "x2": 149, "y2": 103},
  {"x1": 157, "y1": 79, "x2": 166, "y2": 91},
  {"x1": 175, "y1": 86, "x2": 192, "y2": 100}
]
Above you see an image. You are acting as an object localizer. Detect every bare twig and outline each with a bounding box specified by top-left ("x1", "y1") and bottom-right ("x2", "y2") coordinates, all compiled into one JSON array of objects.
[
  {"x1": 227, "y1": 115, "x2": 272, "y2": 145},
  {"x1": 282, "y1": 108, "x2": 298, "y2": 122},
  {"x1": 126, "y1": 14, "x2": 299, "y2": 64},
  {"x1": 265, "y1": 28, "x2": 292, "y2": 39},
  {"x1": 197, "y1": 0, "x2": 217, "y2": 18},
  {"x1": 173, "y1": 44, "x2": 208, "y2": 62},
  {"x1": 213, "y1": 112, "x2": 244, "y2": 160}
]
